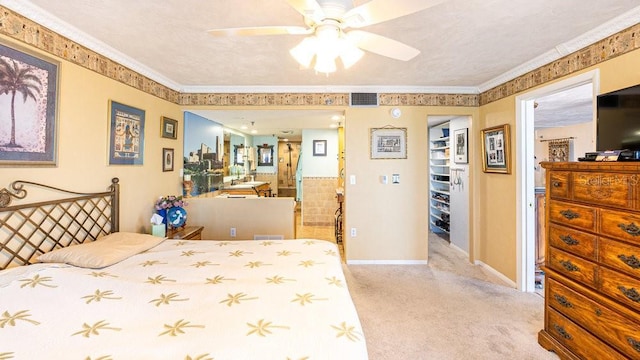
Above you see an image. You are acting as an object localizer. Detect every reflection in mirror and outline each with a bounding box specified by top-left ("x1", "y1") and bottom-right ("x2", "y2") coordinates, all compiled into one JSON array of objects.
[
  {"x1": 258, "y1": 144, "x2": 274, "y2": 166},
  {"x1": 234, "y1": 144, "x2": 245, "y2": 166}
]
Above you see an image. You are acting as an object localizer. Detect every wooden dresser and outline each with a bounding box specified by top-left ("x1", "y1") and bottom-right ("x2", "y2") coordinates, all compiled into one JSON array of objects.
[{"x1": 539, "y1": 162, "x2": 640, "y2": 359}]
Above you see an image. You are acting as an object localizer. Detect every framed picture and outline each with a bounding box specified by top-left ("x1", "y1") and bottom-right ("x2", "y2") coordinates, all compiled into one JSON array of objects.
[
  {"x1": 453, "y1": 128, "x2": 468, "y2": 164},
  {"x1": 0, "y1": 39, "x2": 60, "y2": 166},
  {"x1": 257, "y1": 144, "x2": 274, "y2": 166},
  {"x1": 108, "y1": 100, "x2": 145, "y2": 165},
  {"x1": 163, "y1": 148, "x2": 174, "y2": 172},
  {"x1": 481, "y1": 124, "x2": 511, "y2": 173},
  {"x1": 161, "y1": 116, "x2": 178, "y2": 139},
  {"x1": 370, "y1": 127, "x2": 407, "y2": 159},
  {"x1": 313, "y1": 140, "x2": 327, "y2": 156}
]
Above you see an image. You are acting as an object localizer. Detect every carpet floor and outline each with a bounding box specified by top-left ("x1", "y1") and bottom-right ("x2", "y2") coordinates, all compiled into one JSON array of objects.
[{"x1": 343, "y1": 235, "x2": 559, "y2": 360}]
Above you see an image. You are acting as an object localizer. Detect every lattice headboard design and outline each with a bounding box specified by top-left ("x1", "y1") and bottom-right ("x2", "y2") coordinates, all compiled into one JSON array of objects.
[{"x1": 0, "y1": 178, "x2": 120, "y2": 270}]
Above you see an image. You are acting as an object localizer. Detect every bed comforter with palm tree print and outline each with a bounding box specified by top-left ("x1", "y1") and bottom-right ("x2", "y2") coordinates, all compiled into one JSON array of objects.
[{"x1": 0, "y1": 239, "x2": 368, "y2": 360}]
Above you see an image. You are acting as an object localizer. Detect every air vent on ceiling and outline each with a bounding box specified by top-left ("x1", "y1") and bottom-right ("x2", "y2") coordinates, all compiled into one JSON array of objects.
[{"x1": 350, "y1": 93, "x2": 379, "y2": 107}]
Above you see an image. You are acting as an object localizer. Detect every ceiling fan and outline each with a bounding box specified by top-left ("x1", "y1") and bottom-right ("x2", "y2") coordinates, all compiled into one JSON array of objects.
[{"x1": 208, "y1": 0, "x2": 446, "y2": 73}]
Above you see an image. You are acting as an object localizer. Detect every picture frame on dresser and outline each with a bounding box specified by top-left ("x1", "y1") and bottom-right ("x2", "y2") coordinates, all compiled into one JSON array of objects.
[
  {"x1": 370, "y1": 127, "x2": 407, "y2": 159},
  {"x1": 481, "y1": 124, "x2": 510, "y2": 173},
  {"x1": 0, "y1": 39, "x2": 60, "y2": 167}
]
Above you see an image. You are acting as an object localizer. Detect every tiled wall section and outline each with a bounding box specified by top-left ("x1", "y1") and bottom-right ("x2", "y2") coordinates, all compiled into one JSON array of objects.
[
  {"x1": 2, "y1": 5, "x2": 638, "y2": 106},
  {"x1": 255, "y1": 173, "x2": 278, "y2": 195},
  {"x1": 302, "y1": 177, "x2": 339, "y2": 226}
]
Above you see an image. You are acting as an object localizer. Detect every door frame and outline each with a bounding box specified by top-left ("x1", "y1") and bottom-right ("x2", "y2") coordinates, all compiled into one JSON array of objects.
[{"x1": 515, "y1": 69, "x2": 599, "y2": 291}]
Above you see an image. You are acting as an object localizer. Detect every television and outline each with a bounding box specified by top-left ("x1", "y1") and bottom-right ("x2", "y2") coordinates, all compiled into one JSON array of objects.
[{"x1": 597, "y1": 83, "x2": 640, "y2": 153}]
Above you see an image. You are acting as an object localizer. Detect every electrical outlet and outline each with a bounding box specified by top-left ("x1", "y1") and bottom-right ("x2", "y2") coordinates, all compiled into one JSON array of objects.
[
  {"x1": 230, "y1": 227, "x2": 236, "y2": 237},
  {"x1": 350, "y1": 228, "x2": 357, "y2": 237}
]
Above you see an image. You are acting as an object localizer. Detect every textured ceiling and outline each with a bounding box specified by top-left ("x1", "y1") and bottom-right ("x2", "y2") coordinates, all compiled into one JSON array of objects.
[{"x1": 3, "y1": 0, "x2": 638, "y2": 136}]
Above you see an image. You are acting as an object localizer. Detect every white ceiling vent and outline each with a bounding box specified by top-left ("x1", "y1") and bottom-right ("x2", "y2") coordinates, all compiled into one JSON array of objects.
[{"x1": 350, "y1": 93, "x2": 379, "y2": 107}]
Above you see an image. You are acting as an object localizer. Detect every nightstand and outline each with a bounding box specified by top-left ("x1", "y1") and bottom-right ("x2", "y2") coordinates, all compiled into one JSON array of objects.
[{"x1": 166, "y1": 226, "x2": 204, "y2": 240}]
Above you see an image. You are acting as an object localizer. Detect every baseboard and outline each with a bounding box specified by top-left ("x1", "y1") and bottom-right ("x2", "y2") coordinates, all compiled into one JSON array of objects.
[
  {"x1": 448, "y1": 242, "x2": 469, "y2": 257},
  {"x1": 346, "y1": 260, "x2": 428, "y2": 265},
  {"x1": 474, "y1": 260, "x2": 517, "y2": 288}
]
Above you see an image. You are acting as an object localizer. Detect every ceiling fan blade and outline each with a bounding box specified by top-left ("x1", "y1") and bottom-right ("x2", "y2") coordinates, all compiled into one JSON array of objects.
[
  {"x1": 286, "y1": 0, "x2": 326, "y2": 24},
  {"x1": 347, "y1": 30, "x2": 420, "y2": 61},
  {"x1": 208, "y1": 26, "x2": 311, "y2": 37},
  {"x1": 344, "y1": 0, "x2": 446, "y2": 28}
]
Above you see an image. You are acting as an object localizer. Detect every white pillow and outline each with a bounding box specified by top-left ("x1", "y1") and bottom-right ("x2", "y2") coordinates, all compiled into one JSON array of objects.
[{"x1": 37, "y1": 232, "x2": 164, "y2": 268}]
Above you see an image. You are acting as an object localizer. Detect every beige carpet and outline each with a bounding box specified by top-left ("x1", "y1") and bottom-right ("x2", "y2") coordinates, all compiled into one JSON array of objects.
[{"x1": 343, "y1": 235, "x2": 559, "y2": 360}]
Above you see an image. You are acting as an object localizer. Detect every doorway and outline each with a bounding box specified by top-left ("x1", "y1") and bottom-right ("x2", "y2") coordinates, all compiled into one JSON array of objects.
[
  {"x1": 428, "y1": 115, "x2": 472, "y2": 257},
  {"x1": 515, "y1": 69, "x2": 599, "y2": 292}
]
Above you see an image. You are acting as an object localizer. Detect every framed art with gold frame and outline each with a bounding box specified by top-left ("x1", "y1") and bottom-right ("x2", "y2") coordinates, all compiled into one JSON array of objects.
[
  {"x1": 161, "y1": 116, "x2": 178, "y2": 139},
  {"x1": 481, "y1": 124, "x2": 511, "y2": 173},
  {"x1": 163, "y1": 148, "x2": 174, "y2": 172}
]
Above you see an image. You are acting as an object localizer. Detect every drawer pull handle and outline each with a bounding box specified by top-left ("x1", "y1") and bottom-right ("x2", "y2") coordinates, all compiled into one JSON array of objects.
[
  {"x1": 553, "y1": 294, "x2": 573, "y2": 308},
  {"x1": 560, "y1": 210, "x2": 579, "y2": 220},
  {"x1": 559, "y1": 235, "x2": 579, "y2": 246},
  {"x1": 595, "y1": 308, "x2": 602, "y2": 316},
  {"x1": 559, "y1": 260, "x2": 579, "y2": 272},
  {"x1": 618, "y1": 222, "x2": 640, "y2": 237},
  {"x1": 618, "y1": 254, "x2": 640, "y2": 269},
  {"x1": 618, "y1": 286, "x2": 640, "y2": 302},
  {"x1": 628, "y1": 337, "x2": 640, "y2": 352},
  {"x1": 553, "y1": 324, "x2": 572, "y2": 340},
  {"x1": 552, "y1": 181, "x2": 562, "y2": 188}
]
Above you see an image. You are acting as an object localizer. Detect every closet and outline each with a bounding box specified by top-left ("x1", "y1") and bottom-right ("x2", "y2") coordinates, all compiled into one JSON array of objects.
[
  {"x1": 429, "y1": 122, "x2": 450, "y2": 236},
  {"x1": 428, "y1": 117, "x2": 471, "y2": 253}
]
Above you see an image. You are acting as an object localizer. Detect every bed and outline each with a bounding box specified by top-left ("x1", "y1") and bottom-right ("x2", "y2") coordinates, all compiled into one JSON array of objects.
[{"x1": 0, "y1": 178, "x2": 368, "y2": 359}]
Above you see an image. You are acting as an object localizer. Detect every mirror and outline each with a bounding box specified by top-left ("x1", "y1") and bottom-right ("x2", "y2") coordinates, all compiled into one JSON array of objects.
[
  {"x1": 258, "y1": 144, "x2": 274, "y2": 166},
  {"x1": 234, "y1": 144, "x2": 245, "y2": 166}
]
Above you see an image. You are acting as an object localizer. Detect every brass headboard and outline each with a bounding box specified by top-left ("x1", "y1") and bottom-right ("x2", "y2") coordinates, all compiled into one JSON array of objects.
[{"x1": 0, "y1": 178, "x2": 120, "y2": 270}]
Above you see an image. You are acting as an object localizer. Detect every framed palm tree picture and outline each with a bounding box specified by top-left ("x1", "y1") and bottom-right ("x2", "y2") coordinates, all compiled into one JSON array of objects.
[{"x1": 0, "y1": 39, "x2": 59, "y2": 166}]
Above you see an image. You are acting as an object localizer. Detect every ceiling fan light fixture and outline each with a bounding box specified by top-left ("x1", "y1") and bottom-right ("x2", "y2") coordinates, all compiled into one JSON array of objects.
[
  {"x1": 290, "y1": 37, "x2": 317, "y2": 68},
  {"x1": 339, "y1": 41, "x2": 364, "y2": 69},
  {"x1": 314, "y1": 51, "x2": 338, "y2": 74}
]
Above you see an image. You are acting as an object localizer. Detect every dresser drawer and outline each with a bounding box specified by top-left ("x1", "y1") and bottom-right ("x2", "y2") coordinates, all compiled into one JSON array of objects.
[
  {"x1": 548, "y1": 224, "x2": 597, "y2": 261},
  {"x1": 572, "y1": 172, "x2": 635, "y2": 209},
  {"x1": 600, "y1": 209, "x2": 640, "y2": 246},
  {"x1": 548, "y1": 171, "x2": 570, "y2": 200},
  {"x1": 548, "y1": 278, "x2": 640, "y2": 359},
  {"x1": 600, "y1": 237, "x2": 640, "y2": 280},
  {"x1": 600, "y1": 267, "x2": 640, "y2": 310},
  {"x1": 546, "y1": 307, "x2": 627, "y2": 360},
  {"x1": 548, "y1": 248, "x2": 598, "y2": 288},
  {"x1": 548, "y1": 200, "x2": 596, "y2": 232}
]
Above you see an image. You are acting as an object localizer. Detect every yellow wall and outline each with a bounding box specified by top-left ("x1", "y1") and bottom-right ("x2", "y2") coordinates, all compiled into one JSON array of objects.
[
  {"x1": 0, "y1": 35, "x2": 183, "y2": 233},
  {"x1": 344, "y1": 106, "x2": 478, "y2": 261},
  {"x1": 475, "y1": 47, "x2": 640, "y2": 280},
  {"x1": 4, "y1": 25, "x2": 640, "y2": 282}
]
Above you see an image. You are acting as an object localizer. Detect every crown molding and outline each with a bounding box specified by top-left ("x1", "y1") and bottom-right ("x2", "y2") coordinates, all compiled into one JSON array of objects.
[
  {"x1": 478, "y1": 5, "x2": 640, "y2": 92},
  {"x1": 0, "y1": 0, "x2": 183, "y2": 91}
]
